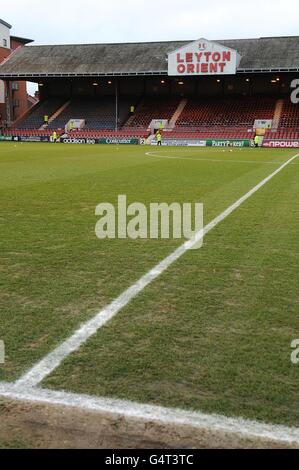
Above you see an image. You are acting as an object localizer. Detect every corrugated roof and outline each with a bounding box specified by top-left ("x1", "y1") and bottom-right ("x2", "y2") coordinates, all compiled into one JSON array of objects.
[{"x1": 0, "y1": 36, "x2": 298, "y2": 77}]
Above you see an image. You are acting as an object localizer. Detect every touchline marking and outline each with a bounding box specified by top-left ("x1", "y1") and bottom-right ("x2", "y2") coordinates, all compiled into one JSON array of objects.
[
  {"x1": 146, "y1": 150, "x2": 285, "y2": 165},
  {"x1": 15, "y1": 153, "x2": 299, "y2": 388},
  {"x1": 0, "y1": 382, "x2": 299, "y2": 446}
]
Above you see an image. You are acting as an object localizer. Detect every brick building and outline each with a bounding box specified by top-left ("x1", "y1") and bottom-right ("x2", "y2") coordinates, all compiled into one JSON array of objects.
[{"x1": 0, "y1": 18, "x2": 33, "y2": 125}]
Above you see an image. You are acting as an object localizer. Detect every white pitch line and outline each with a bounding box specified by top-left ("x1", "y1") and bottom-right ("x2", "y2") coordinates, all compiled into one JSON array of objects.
[
  {"x1": 15, "y1": 153, "x2": 299, "y2": 388},
  {"x1": 146, "y1": 150, "x2": 286, "y2": 165},
  {"x1": 0, "y1": 382, "x2": 299, "y2": 446}
]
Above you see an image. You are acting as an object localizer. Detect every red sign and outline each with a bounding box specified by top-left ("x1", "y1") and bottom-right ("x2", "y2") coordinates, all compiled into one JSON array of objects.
[
  {"x1": 176, "y1": 51, "x2": 231, "y2": 74},
  {"x1": 263, "y1": 140, "x2": 299, "y2": 148},
  {"x1": 168, "y1": 39, "x2": 240, "y2": 76}
]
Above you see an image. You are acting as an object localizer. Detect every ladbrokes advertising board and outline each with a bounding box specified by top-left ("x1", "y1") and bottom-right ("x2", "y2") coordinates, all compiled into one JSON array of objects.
[{"x1": 168, "y1": 39, "x2": 241, "y2": 76}]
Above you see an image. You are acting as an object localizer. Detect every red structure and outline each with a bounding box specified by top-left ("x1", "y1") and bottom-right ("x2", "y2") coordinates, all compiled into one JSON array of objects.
[{"x1": 0, "y1": 19, "x2": 33, "y2": 125}]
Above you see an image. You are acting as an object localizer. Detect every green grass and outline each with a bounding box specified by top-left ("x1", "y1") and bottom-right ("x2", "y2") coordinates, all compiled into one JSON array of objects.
[
  {"x1": 0, "y1": 440, "x2": 32, "y2": 449},
  {"x1": 1, "y1": 142, "x2": 298, "y2": 426}
]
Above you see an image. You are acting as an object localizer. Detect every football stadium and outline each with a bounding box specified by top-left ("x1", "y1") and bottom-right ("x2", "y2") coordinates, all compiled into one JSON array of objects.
[{"x1": 0, "y1": 12, "x2": 299, "y2": 451}]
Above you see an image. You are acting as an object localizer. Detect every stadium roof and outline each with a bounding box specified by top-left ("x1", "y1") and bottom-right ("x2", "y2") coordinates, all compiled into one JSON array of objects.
[
  {"x1": 11, "y1": 35, "x2": 34, "y2": 45},
  {"x1": 0, "y1": 18, "x2": 12, "y2": 29},
  {"x1": 0, "y1": 36, "x2": 299, "y2": 78}
]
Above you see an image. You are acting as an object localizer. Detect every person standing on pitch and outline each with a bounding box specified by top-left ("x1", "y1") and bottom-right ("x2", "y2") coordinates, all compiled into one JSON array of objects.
[
  {"x1": 156, "y1": 130, "x2": 162, "y2": 146},
  {"x1": 254, "y1": 134, "x2": 260, "y2": 148},
  {"x1": 52, "y1": 130, "x2": 57, "y2": 143}
]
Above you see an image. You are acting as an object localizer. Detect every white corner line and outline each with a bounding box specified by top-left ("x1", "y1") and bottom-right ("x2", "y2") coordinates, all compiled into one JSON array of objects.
[
  {"x1": 15, "y1": 153, "x2": 299, "y2": 388},
  {"x1": 0, "y1": 382, "x2": 299, "y2": 446}
]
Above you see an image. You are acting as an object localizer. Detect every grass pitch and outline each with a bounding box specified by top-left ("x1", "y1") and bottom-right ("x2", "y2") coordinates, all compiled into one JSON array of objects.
[{"x1": 0, "y1": 142, "x2": 298, "y2": 426}]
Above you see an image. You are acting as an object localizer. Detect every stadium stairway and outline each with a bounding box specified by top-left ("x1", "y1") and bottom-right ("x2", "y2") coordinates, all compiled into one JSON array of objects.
[
  {"x1": 12, "y1": 100, "x2": 40, "y2": 128},
  {"x1": 272, "y1": 99, "x2": 284, "y2": 130},
  {"x1": 123, "y1": 114, "x2": 136, "y2": 127},
  {"x1": 48, "y1": 96, "x2": 134, "y2": 130},
  {"x1": 168, "y1": 99, "x2": 188, "y2": 129},
  {"x1": 121, "y1": 99, "x2": 146, "y2": 128},
  {"x1": 175, "y1": 96, "x2": 277, "y2": 128},
  {"x1": 16, "y1": 98, "x2": 66, "y2": 129},
  {"x1": 40, "y1": 100, "x2": 71, "y2": 129},
  {"x1": 123, "y1": 96, "x2": 181, "y2": 129},
  {"x1": 278, "y1": 98, "x2": 299, "y2": 129}
]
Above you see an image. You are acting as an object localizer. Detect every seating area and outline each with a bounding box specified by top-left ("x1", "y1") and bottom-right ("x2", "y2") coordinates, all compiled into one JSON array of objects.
[
  {"x1": 278, "y1": 100, "x2": 299, "y2": 129},
  {"x1": 165, "y1": 127, "x2": 254, "y2": 139},
  {"x1": 4, "y1": 129, "x2": 53, "y2": 137},
  {"x1": 48, "y1": 96, "x2": 134, "y2": 130},
  {"x1": 68, "y1": 129, "x2": 149, "y2": 139},
  {"x1": 124, "y1": 96, "x2": 181, "y2": 129},
  {"x1": 5, "y1": 95, "x2": 298, "y2": 141},
  {"x1": 17, "y1": 98, "x2": 65, "y2": 129},
  {"x1": 176, "y1": 96, "x2": 276, "y2": 128},
  {"x1": 3, "y1": 128, "x2": 149, "y2": 139},
  {"x1": 264, "y1": 129, "x2": 299, "y2": 140}
]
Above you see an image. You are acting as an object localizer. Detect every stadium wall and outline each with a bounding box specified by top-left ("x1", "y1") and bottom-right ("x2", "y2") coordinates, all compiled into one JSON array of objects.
[
  {"x1": 0, "y1": 44, "x2": 10, "y2": 122},
  {"x1": 0, "y1": 20, "x2": 33, "y2": 125}
]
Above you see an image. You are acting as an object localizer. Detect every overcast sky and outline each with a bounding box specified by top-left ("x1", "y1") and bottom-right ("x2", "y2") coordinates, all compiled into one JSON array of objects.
[
  {"x1": 2, "y1": 0, "x2": 298, "y2": 94},
  {"x1": 3, "y1": 0, "x2": 299, "y2": 45}
]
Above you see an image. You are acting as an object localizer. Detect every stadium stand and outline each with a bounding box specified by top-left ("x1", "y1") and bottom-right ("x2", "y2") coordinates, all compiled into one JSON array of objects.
[
  {"x1": 48, "y1": 96, "x2": 135, "y2": 130},
  {"x1": 164, "y1": 127, "x2": 255, "y2": 139},
  {"x1": 176, "y1": 96, "x2": 276, "y2": 128},
  {"x1": 264, "y1": 129, "x2": 299, "y2": 139},
  {"x1": 5, "y1": 95, "x2": 298, "y2": 142},
  {"x1": 0, "y1": 36, "x2": 298, "y2": 144},
  {"x1": 3, "y1": 127, "x2": 149, "y2": 139},
  {"x1": 17, "y1": 98, "x2": 66, "y2": 129},
  {"x1": 124, "y1": 96, "x2": 181, "y2": 129},
  {"x1": 261, "y1": 98, "x2": 299, "y2": 140},
  {"x1": 69, "y1": 130, "x2": 149, "y2": 139},
  {"x1": 5, "y1": 129, "x2": 53, "y2": 137},
  {"x1": 279, "y1": 100, "x2": 299, "y2": 129}
]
